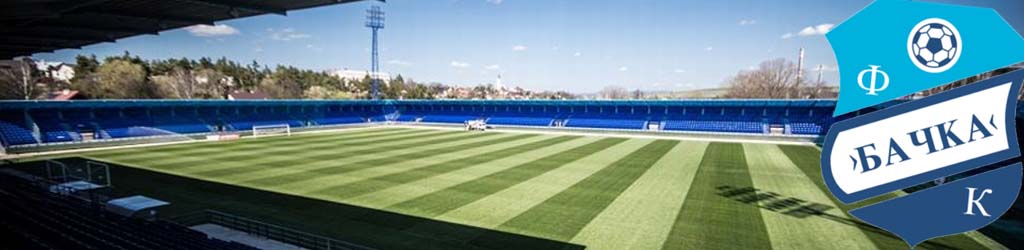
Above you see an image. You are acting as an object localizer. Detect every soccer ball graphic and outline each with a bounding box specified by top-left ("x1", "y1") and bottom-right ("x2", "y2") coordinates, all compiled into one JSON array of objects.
[{"x1": 908, "y1": 18, "x2": 961, "y2": 73}]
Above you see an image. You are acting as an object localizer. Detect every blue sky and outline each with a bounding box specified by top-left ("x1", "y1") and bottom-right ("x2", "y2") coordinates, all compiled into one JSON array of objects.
[{"x1": 31, "y1": 0, "x2": 1024, "y2": 93}]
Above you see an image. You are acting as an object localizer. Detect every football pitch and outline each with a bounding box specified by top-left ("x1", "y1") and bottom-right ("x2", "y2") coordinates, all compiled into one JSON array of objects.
[{"x1": 27, "y1": 127, "x2": 1005, "y2": 249}]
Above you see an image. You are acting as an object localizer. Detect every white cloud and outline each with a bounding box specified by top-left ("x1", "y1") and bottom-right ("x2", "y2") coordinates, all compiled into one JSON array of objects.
[
  {"x1": 573, "y1": 51, "x2": 582, "y2": 57},
  {"x1": 269, "y1": 28, "x2": 311, "y2": 41},
  {"x1": 797, "y1": 23, "x2": 835, "y2": 36},
  {"x1": 184, "y1": 24, "x2": 239, "y2": 37},
  {"x1": 618, "y1": 66, "x2": 628, "y2": 72},
  {"x1": 512, "y1": 45, "x2": 528, "y2": 51},
  {"x1": 487, "y1": 0, "x2": 504, "y2": 5},
  {"x1": 451, "y1": 61, "x2": 471, "y2": 68},
  {"x1": 673, "y1": 69, "x2": 686, "y2": 73},
  {"x1": 305, "y1": 44, "x2": 323, "y2": 51},
  {"x1": 738, "y1": 19, "x2": 757, "y2": 26},
  {"x1": 705, "y1": 47, "x2": 714, "y2": 51},
  {"x1": 781, "y1": 33, "x2": 795, "y2": 39},
  {"x1": 485, "y1": 64, "x2": 501, "y2": 70},
  {"x1": 387, "y1": 59, "x2": 412, "y2": 66}
]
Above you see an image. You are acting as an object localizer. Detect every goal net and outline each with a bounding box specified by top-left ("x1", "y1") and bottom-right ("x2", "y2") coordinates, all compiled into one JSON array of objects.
[{"x1": 252, "y1": 124, "x2": 291, "y2": 137}]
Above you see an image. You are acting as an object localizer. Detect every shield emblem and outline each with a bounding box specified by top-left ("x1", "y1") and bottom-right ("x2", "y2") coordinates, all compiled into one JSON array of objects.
[
  {"x1": 823, "y1": 1, "x2": 1024, "y2": 246},
  {"x1": 821, "y1": 69, "x2": 1024, "y2": 247}
]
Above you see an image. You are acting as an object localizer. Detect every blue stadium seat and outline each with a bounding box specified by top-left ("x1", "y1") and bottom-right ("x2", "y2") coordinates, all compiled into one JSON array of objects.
[
  {"x1": 663, "y1": 120, "x2": 766, "y2": 134},
  {"x1": 565, "y1": 117, "x2": 646, "y2": 130},
  {"x1": 487, "y1": 116, "x2": 553, "y2": 126},
  {"x1": 420, "y1": 114, "x2": 479, "y2": 123},
  {"x1": 105, "y1": 127, "x2": 175, "y2": 138},
  {"x1": 395, "y1": 114, "x2": 419, "y2": 122},
  {"x1": 4, "y1": 100, "x2": 840, "y2": 144},
  {"x1": 789, "y1": 123, "x2": 823, "y2": 135},
  {"x1": 317, "y1": 116, "x2": 370, "y2": 126},
  {"x1": 28, "y1": 111, "x2": 76, "y2": 143},
  {"x1": 224, "y1": 111, "x2": 303, "y2": 131},
  {"x1": 0, "y1": 120, "x2": 37, "y2": 146}
]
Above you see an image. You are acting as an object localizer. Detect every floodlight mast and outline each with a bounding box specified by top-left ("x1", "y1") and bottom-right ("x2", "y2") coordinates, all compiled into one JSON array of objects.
[{"x1": 366, "y1": 5, "x2": 385, "y2": 100}]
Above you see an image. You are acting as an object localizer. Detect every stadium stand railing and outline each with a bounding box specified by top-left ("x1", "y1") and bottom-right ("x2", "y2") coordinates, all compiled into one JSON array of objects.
[
  {"x1": 0, "y1": 170, "x2": 261, "y2": 250},
  {"x1": 173, "y1": 210, "x2": 375, "y2": 250}
]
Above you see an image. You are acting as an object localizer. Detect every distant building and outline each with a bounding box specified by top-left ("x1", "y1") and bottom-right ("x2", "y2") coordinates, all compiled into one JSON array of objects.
[
  {"x1": 35, "y1": 60, "x2": 75, "y2": 82},
  {"x1": 325, "y1": 69, "x2": 392, "y2": 82},
  {"x1": 227, "y1": 90, "x2": 271, "y2": 100}
]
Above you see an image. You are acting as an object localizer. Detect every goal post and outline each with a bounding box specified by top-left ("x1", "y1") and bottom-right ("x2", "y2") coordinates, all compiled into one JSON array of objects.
[
  {"x1": 44, "y1": 159, "x2": 111, "y2": 186},
  {"x1": 252, "y1": 124, "x2": 291, "y2": 137}
]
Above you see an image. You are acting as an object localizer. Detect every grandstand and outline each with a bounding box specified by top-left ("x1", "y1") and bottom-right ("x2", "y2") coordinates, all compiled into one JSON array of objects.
[
  {"x1": 0, "y1": 99, "x2": 843, "y2": 150},
  {"x1": 0, "y1": 168, "x2": 260, "y2": 250}
]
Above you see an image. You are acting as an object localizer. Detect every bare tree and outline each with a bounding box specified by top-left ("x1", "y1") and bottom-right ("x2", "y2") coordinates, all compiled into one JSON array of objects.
[
  {"x1": 0, "y1": 58, "x2": 43, "y2": 100},
  {"x1": 599, "y1": 85, "x2": 629, "y2": 99},
  {"x1": 153, "y1": 68, "x2": 224, "y2": 99},
  {"x1": 724, "y1": 58, "x2": 806, "y2": 99},
  {"x1": 914, "y1": 64, "x2": 1024, "y2": 100}
]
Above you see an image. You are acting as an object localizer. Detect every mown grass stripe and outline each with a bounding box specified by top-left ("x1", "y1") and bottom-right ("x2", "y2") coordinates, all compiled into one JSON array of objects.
[
  {"x1": 346, "y1": 137, "x2": 603, "y2": 209},
  {"x1": 238, "y1": 133, "x2": 531, "y2": 187},
  {"x1": 743, "y1": 144, "x2": 874, "y2": 250},
  {"x1": 113, "y1": 128, "x2": 413, "y2": 161},
  {"x1": 571, "y1": 141, "x2": 708, "y2": 250},
  {"x1": 661, "y1": 143, "x2": 772, "y2": 250},
  {"x1": 84, "y1": 127, "x2": 402, "y2": 159},
  {"x1": 495, "y1": 140, "x2": 678, "y2": 241},
  {"x1": 244, "y1": 134, "x2": 562, "y2": 195},
  {"x1": 311, "y1": 135, "x2": 581, "y2": 199},
  {"x1": 86, "y1": 128, "x2": 414, "y2": 165},
  {"x1": 99, "y1": 128, "x2": 423, "y2": 163},
  {"x1": 777, "y1": 145, "x2": 991, "y2": 250},
  {"x1": 431, "y1": 139, "x2": 650, "y2": 232},
  {"x1": 188, "y1": 131, "x2": 481, "y2": 179},
  {"x1": 387, "y1": 138, "x2": 628, "y2": 218},
  {"x1": 139, "y1": 130, "x2": 459, "y2": 172}
]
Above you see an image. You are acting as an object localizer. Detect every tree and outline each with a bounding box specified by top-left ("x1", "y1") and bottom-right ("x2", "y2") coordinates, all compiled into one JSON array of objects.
[
  {"x1": 303, "y1": 85, "x2": 355, "y2": 99},
  {"x1": 91, "y1": 59, "x2": 157, "y2": 98},
  {"x1": 723, "y1": 58, "x2": 805, "y2": 99},
  {"x1": 0, "y1": 58, "x2": 44, "y2": 100},
  {"x1": 73, "y1": 55, "x2": 100, "y2": 76},
  {"x1": 599, "y1": 85, "x2": 629, "y2": 99},
  {"x1": 153, "y1": 68, "x2": 225, "y2": 99},
  {"x1": 258, "y1": 67, "x2": 304, "y2": 99}
]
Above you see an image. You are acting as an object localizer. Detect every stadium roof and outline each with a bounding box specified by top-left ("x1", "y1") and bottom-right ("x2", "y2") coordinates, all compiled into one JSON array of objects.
[{"x1": 0, "y1": 0, "x2": 374, "y2": 59}]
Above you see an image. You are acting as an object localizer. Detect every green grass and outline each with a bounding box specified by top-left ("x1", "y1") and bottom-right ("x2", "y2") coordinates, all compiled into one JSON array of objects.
[
  {"x1": 777, "y1": 145, "x2": 994, "y2": 250},
  {"x1": 313, "y1": 135, "x2": 581, "y2": 199},
  {"x1": 662, "y1": 142, "x2": 772, "y2": 250},
  {"x1": 388, "y1": 137, "x2": 628, "y2": 218},
  {"x1": 496, "y1": 140, "x2": 679, "y2": 241},
  {"x1": 8, "y1": 127, "x2": 1004, "y2": 250}
]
